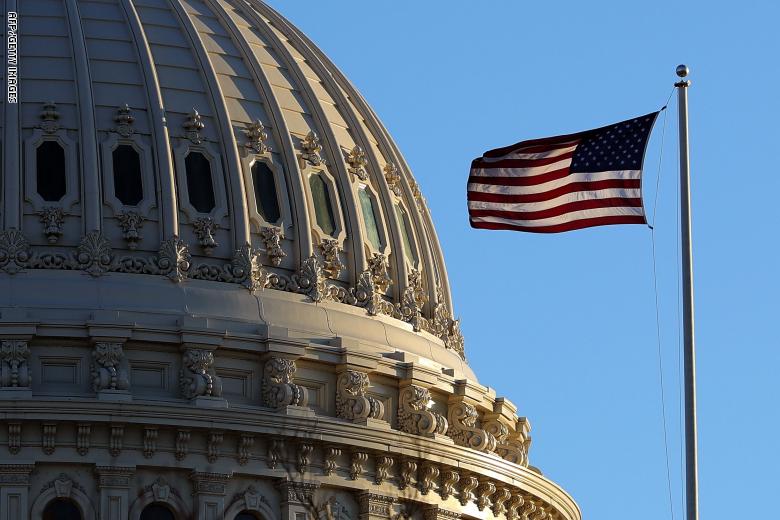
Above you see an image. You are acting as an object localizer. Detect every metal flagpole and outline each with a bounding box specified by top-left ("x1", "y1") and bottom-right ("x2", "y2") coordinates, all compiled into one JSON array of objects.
[{"x1": 675, "y1": 64, "x2": 698, "y2": 520}]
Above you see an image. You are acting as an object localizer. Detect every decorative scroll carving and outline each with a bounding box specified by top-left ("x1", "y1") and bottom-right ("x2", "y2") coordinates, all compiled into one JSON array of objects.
[
  {"x1": 207, "y1": 431, "x2": 223, "y2": 463},
  {"x1": 297, "y1": 442, "x2": 313, "y2": 474},
  {"x1": 76, "y1": 424, "x2": 91, "y2": 456},
  {"x1": 506, "y1": 493, "x2": 526, "y2": 520},
  {"x1": 419, "y1": 463, "x2": 439, "y2": 495},
  {"x1": 447, "y1": 401, "x2": 497, "y2": 453},
  {"x1": 300, "y1": 131, "x2": 325, "y2": 167},
  {"x1": 383, "y1": 163, "x2": 403, "y2": 197},
  {"x1": 38, "y1": 207, "x2": 64, "y2": 244},
  {"x1": 42, "y1": 424, "x2": 57, "y2": 455},
  {"x1": 260, "y1": 226, "x2": 286, "y2": 266},
  {"x1": 238, "y1": 434, "x2": 254, "y2": 465},
  {"x1": 349, "y1": 450, "x2": 368, "y2": 480},
  {"x1": 374, "y1": 455, "x2": 393, "y2": 485},
  {"x1": 192, "y1": 217, "x2": 219, "y2": 255},
  {"x1": 431, "y1": 286, "x2": 466, "y2": 360},
  {"x1": 0, "y1": 230, "x2": 31, "y2": 275},
  {"x1": 223, "y1": 244, "x2": 264, "y2": 291},
  {"x1": 346, "y1": 145, "x2": 368, "y2": 181},
  {"x1": 8, "y1": 423, "x2": 21, "y2": 454},
  {"x1": 485, "y1": 416, "x2": 531, "y2": 466},
  {"x1": 91, "y1": 342, "x2": 129, "y2": 392},
  {"x1": 74, "y1": 231, "x2": 114, "y2": 276},
  {"x1": 175, "y1": 430, "x2": 190, "y2": 461},
  {"x1": 336, "y1": 370, "x2": 384, "y2": 422},
  {"x1": 114, "y1": 104, "x2": 135, "y2": 137},
  {"x1": 458, "y1": 474, "x2": 479, "y2": 506},
  {"x1": 109, "y1": 424, "x2": 124, "y2": 456},
  {"x1": 267, "y1": 438, "x2": 282, "y2": 469},
  {"x1": 290, "y1": 255, "x2": 326, "y2": 302},
  {"x1": 263, "y1": 358, "x2": 307, "y2": 408},
  {"x1": 352, "y1": 253, "x2": 394, "y2": 316},
  {"x1": 439, "y1": 468, "x2": 459, "y2": 500},
  {"x1": 318, "y1": 239, "x2": 344, "y2": 278},
  {"x1": 324, "y1": 445, "x2": 341, "y2": 476},
  {"x1": 245, "y1": 120, "x2": 271, "y2": 155},
  {"x1": 144, "y1": 427, "x2": 158, "y2": 459},
  {"x1": 397, "y1": 269, "x2": 426, "y2": 331},
  {"x1": 398, "y1": 459, "x2": 417, "y2": 490},
  {"x1": 492, "y1": 487, "x2": 512, "y2": 516},
  {"x1": 180, "y1": 348, "x2": 222, "y2": 399},
  {"x1": 39, "y1": 101, "x2": 61, "y2": 134},
  {"x1": 116, "y1": 211, "x2": 144, "y2": 250},
  {"x1": 157, "y1": 237, "x2": 191, "y2": 282},
  {"x1": 519, "y1": 499, "x2": 538, "y2": 520},
  {"x1": 184, "y1": 109, "x2": 205, "y2": 144},
  {"x1": 475, "y1": 480, "x2": 496, "y2": 511},
  {"x1": 0, "y1": 340, "x2": 31, "y2": 388},
  {"x1": 398, "y1": 385, "x2": 447, "y2": 437}
]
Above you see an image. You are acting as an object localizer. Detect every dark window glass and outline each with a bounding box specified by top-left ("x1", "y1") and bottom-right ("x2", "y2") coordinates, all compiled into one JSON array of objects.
[
  {"x1": 42, "y1": 498, "x2": 82, "y2": 520},
  {"x1": 358, "y1": 187, "x2": 382, "y2": 250},
  {"x1": 309, "y1": 174, "x2": 336, "y2": 236},
  {"x1": 395, "y1": 204, "x2": 417, "y2": 263},
  {"x1": 113, "y1": 144, "x2": 143, "y2": 205},
  {"x1": 251, "y1": 162, "x2": 281, "y2": 223},
  {"x1": 36, "y1": 141, "x2": 67, "y2": 201},
  {"x1": 236, "y1": 513, "x2": 260, "y2": 520},
  {"x1": 140, "y1": 503, "x2": 175, "y2": 520},
  {"x1": 185, "y1": 152, "x2": 216, "y2": 213}
]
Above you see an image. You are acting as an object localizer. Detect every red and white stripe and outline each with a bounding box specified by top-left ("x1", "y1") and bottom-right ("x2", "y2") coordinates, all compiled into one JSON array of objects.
[{"x1": 468, "y1": 134, "x2": 645, "y2": 233}]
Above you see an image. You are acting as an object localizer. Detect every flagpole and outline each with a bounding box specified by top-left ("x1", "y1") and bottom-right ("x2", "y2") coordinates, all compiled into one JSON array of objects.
[{"x1": 675, "y1": 64, "x2": 698, "y2": 520}]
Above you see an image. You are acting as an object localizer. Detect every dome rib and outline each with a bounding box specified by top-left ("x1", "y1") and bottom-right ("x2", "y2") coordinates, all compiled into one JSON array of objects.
[{"x1": 120, "y1": 0, "x2": 180, "y2": 238}]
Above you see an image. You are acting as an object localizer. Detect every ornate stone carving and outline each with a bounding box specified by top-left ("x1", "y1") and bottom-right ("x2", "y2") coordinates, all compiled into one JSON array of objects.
[
  {"x1": 290, "y1": 254, "x2": 326, "y2": 302},
  {"x1": 147, "y1": 477, "x2": 172, "y2": 502},
  {"x1": 277, "y1": 480, "x2": 318, "y2": 504},
  {"x1": 73, "y1": 231, "x2": 114, "y2": 276},
  {"x1": 475, "y1": 480, "x2": 496, "y2": 511},
  {"x1": 336, "y1": 370, "x2": 384, "y2": 422},
  {"x1": 8, "y1": 423, "x2": 21, "y2": 454},
  {"x1": 180, "y1": 348, "x2": 222, "y2": 399},
  {"x1": 492, "y1": 486, "x2": 512, "y2": 516},
  {"x1": 39, "y1": 101, "x2": 61, "y2": 134},
  {"x1": 42, "y1": 423, "x2": 56, "y2": 455},
  {"x1": 116, "y1": 210, "x2": 144, "y2": 250},
  {"x1": 114, "y1": 104, "x2": 135, "y2": 137},
  {"x1": 76, "y1": 424, "x2": 91, "y2": 456},
  {"x1": 222, "y1": 244, "x2": 264, "y2": 291},
  {"x1": 352, "y1": 253, "x2": 394, "y2": 316},
  {"x1": 383, "y1": 163, "x2": 403, "y2": 197},
  {"x1": 157, "y1": 237, "x2": 191, "y2": 282},
  {"x1": 506, "y1": 494, "x2": 526, "y2": 520},
  {"x1": 374, "y1": 455, "x2": 393, "y2": 485},
  {"x1": 109, "y1": 424, "x2": 124, "y2": 456},
  {"x1": 245, "y1": 120, "x2": 271, "y2": 155},
  {"x1": 0, "y1": 229, "x2": 31, "y2": 274},
  {"x1": 323, "y1": 445, "x2": 341, "y2": 476},
  {"x1": 207, "y1": 431, "x2": 223, "y2": 463},
  {"x1": 184, "y1": 109, "x2": 205, "y2": 144},
  {"x1": 397, "y1": 269, "x2": 426, "y2": 331},
  {"x1": 297, "y1": 441, "x2": 313, "y2": 474},
  {"x1": 358, "y1": 493, "x2": 394, "y2": 518},
  {"x1": 0, "y1": 340, "x2": 31, "y2": 388},
  {"x1": 349, "y1": 450, "x2": 368, "y2": 480},
  {"x1": 95, "y1": 466, "x2": 134, "y2": 489},
  {"x1": 439, "y1": 468, "x2": 459, "y2": 500},
  {"x1": 259, "y1": 226, "x2": 286, "y2": 265},
  {"x1": 484, "y1": 416, "x2": 531, "y2": 466},
  {"x1": 238, "y1": 433, "x2": 254, "y2": 465},
  {"x1": 398, "y1": 384, "x2": 447, "y2": 437},
  {"x1": 190, "y1": 471, "x2": 231, "y2": 495},
  {"x1": 431, "y1": 286, "x2": 466, "y2": 360},
  {"x1": 346, "y1": 145, "x2": 368, "y2": 181},
  {"x1": 0, "y1": 465, "x2": 34, "y2": 486},
  {"x1": 237, "y1": 485, "x2": 268, "y2": 511},
  {"x1": 419, "y1": 462, "x2": 439, "y2": 495},
  {"x1": 519, "y1": 499, "x2": 538, "y2": 520},
  {"x1": 144, "y1": 427, "x2": 158, "y2": 459},
  {"x1": 175, "y1": 430, "x2": 190, "y2": 461},
  {"x1": 53, "y1": 474, "x2": 74, "y2": 497},
  {"x1": 91, "y1": 342, "x2": 129, "y2": 392},
  {"x1": 447, "y1": 401, "x2": 497, "y2": 453},
  {"x1": 267, "y1": 438, "x2": 282, "y2": 469},
  {"x1": 408, "y1": 178, "x2": 425, "y2": 208},
  {"x1": 398, "y1": 458, "x2": 417, "y2": 490},
  {"x1": 318, "y1": 238, "x2": 344, "y2": 278},
  {"x1": 458, "y1": 474, "x2": 479, "y2": 506},
  {"x1": 300, "y1": 131, "x2": 325, "y2": 167},
  {"x1": 38, "y1": 206, "x2": 64, "y2": 244},
  {"x1": 193, "y1": 217, "x2": 219, "y2": 255},
  {"x1": 262, "y1": 357, "x2": 307, "y2": 408}
]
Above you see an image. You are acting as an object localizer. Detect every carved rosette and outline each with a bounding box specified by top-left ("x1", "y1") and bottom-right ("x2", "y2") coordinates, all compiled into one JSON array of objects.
[
  {"x1": 336, "y1": 370, "x2": 385, "y2": 422},
  {"x1": 192, "y1": 217, "x2": 219, "y2": 255},
  {"x1": 345, "y1": 145, "x2": 368, "y2": 181},
  {"x1": 447, "y1": 401, "x2": 497, "y2": 453},
  {"x1": 245, "y1": 120, "x2": 271, "y2": 155},
  {"x1": 116, "y1": 211, "x2": 144, "y2": 250},
  {"x1": 0, "y1": 340, "x2": 31, "y2": 388},
  {"x1": 318, "y1": 239, "x2": 344, "y2": 278},
  {"x1": 300, "y1": 131, "x2": 325, "y2": 167},
  {"x1": 259, "y1": 226, "x2": 286, "y2": 266},
  {"x1": 398, "y1": 384, "x2": 447, "y2": 437},
  {"x1": 91, "y1": 342, "x2": 129, "y2": 392},
  {"x1": 157, "y1": 237, "x2": 191, "y2": 282},
  {"x1": 0, "y1": 230, "x2": 31, "y2": 274},
  {"x1": 262, "y1": 358, "x2": 307, "y2": 408},
  {"x1": 73, "y1": 231, "x2": 114, "y2": 276},
  {"x1": 38, "y1": 207, "x2": 64, "y2": 244},
  {"x1": 383, "y1": 163, "x2": 403, "y2": 197},
  {"x1": 290, "y1": 255, "x2": 326, "y2": 302},
  {"x1": 179, "y1": 349, "x2": 223, "y2": 399}
]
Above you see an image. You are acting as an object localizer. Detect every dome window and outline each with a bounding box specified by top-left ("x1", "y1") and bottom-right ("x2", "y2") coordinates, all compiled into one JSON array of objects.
[
  {"x1": 309, "y1": 173, "x2": 337, "y2": 237},
  {"x1": 112, "y1": 144, "x2": 143, "y2": 206},
  {"x1": 185, "y1": 152, "x2": 216, "y2": 213},
  {"x1": 252, "y1": 161, "x2": 281, "y2": 223},
  {"x1": 358, "y1": 187, "x2": 382, "y2": 250},
  {"x1": 36, "y1": 141, "x2": 67, "y2": 202},
  {"x1": 43, "y1": 498, "x2": 82, "y2": 520},
  {"x1": 140, "y1": 504, "x2": 176, "y2": 520},
  {"x1": 395, "y1": 204, "x2": 417, "y2": 263}
]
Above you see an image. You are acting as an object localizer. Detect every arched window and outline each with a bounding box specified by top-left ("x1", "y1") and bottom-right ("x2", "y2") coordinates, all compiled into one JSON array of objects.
[
  {"x1": 112, "y1": 144, "x2": 143, "y2": 205},
  {"x1": 42, "y1": 498, "x2": 82, "y2": 520},
  {"x1": 395, "y1": 204, "x2": 417, "y2": 263},
  {"x1": 309, "y1": 173, "x2": 336, "y2": 237},
  {"x1": 251, "y1": 162, "x2": 281, "y2": 223},
  {"x1": 358, "y1": 187, "x2": 382, "y2": 250},
  {"x1": 185, "y1": 152, "x2": 216, "y2": 213},
  {"x1": 140, "y1": 503, "x2": 176, "y2": 520},
  {"x1": 37, "y1": 141, "x2": 67, "y2": 202},
  {"x1": 235, "y1": 513, "x2": 261, "y2": 520}
]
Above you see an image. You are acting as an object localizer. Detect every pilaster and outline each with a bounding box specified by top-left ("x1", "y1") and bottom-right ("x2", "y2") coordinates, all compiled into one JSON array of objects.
[
  {"x1": 277, "y1": 479, "x2": 319, "y2": 520},
  {"x1": 0, "y1": 464, "x2": 34, "y2": 520},
  {"x1": 357, "y1": 492, "x2": 394, "y2": 520},
  {"x1": 190, "y1": 471, "x2": 231, "y2": 520},
  {"x1": 95, "y1": 466, "x2": 135, "y2": 520}
]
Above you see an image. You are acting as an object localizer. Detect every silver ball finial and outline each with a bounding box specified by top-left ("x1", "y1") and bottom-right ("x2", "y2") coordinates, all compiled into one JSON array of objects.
[{"x1": 676, "y1": 64, "x2": 689, "y2": 78}]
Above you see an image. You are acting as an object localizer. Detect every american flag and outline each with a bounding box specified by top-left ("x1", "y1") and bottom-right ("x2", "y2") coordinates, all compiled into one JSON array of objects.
[{"x1": 468, "y1": 112, "x2": 659, "y2": 233}]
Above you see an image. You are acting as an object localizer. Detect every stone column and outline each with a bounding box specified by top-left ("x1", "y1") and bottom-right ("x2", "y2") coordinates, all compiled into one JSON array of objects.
[
  {"x1": 277, "y1": 480, "x2": 318, "y2": 520},
  {"x1": 0, "y1": 465, "x2": 34, "y2": 520},
  {"x1": 357, "y1": 492, "x2": 394, "y2": 520},
  {"x1": 190, "y1": 471, "x2": 231, "y2": 520},
  {"x1": 95, "y1": 466, "x2": 135, "y2": 520}
]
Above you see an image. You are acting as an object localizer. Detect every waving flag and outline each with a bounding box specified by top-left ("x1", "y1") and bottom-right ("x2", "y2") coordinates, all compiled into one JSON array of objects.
[{"x1": 468, "y1": 112, "x2": 659, "y2": 233}]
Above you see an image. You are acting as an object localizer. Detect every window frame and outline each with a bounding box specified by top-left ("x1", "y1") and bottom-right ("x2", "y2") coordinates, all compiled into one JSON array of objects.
[
  {"x1": 305, "y1": 169, "x2": 345, "y2": 242},
  {"x1": 101, "y1": 132, "x2": 156, "y2": 215},
  {"x1": 241, "y1": 153, "x2": 290, "y2": 231},
  {"x1": 357, "y1": 183, "x2": 387, "y2": 254},
  {"x1": 24, "y1": 129, "x2": 79, "y2": 212},
  {"x1": 172, "y1": 140, "x2": 228, "y2": 225}
]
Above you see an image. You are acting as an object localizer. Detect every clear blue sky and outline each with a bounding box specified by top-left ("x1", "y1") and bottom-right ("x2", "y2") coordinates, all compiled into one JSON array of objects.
[{"x1": 267, "y1": 2, "x2": 779, "y2": 519}]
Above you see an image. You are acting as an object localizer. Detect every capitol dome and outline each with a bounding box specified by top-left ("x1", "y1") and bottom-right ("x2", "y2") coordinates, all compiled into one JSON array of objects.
[{"x1": 0, "y1": 2, "x2": 579, "y2": 520}]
